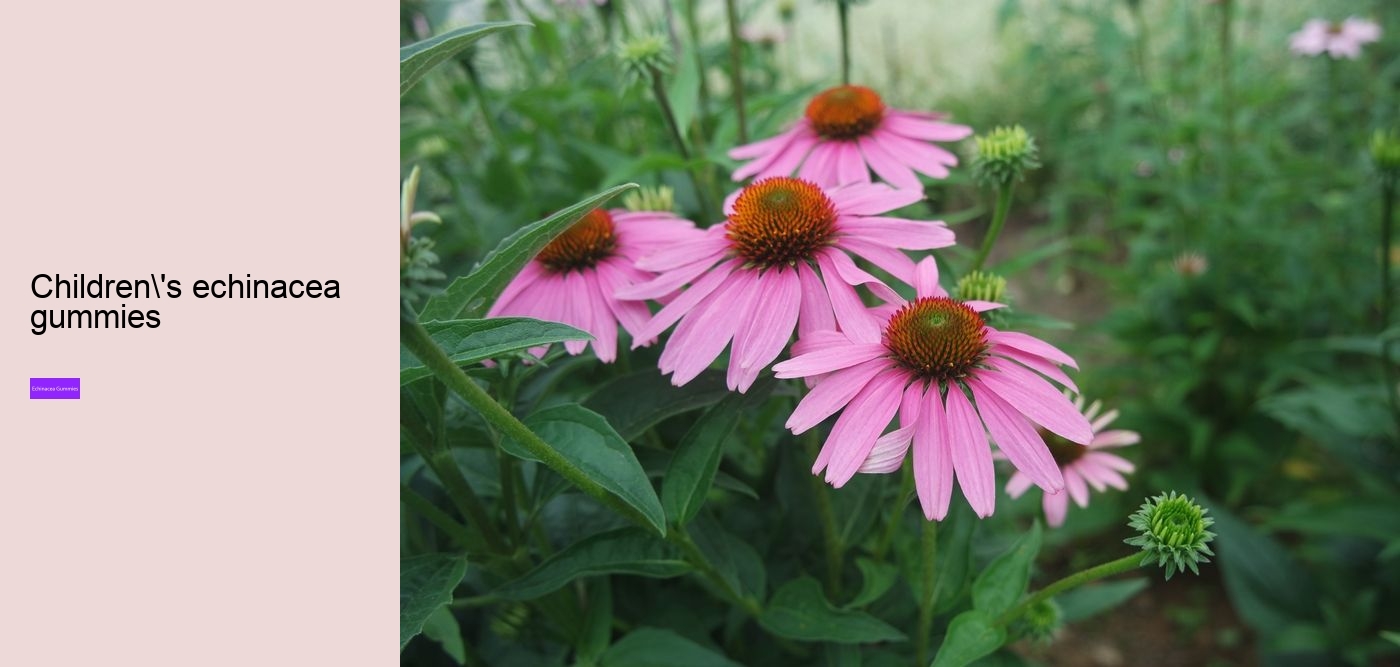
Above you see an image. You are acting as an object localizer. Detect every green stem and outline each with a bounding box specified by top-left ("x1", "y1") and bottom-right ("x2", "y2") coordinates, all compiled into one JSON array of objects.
[
  {"x1": 647, "y1": 64, "x2": 717, "y2": 224},
  {"x1": 400, "y1": 316, "x2": 662, "y2": 535},
  {"x1": 915, "y1": 521, "x2": 939, "y2": 666},
  {"x1": 994, "y1": 553, "x2": 1143, "y2": 627},
  {"x1": 872, "y1": 467, "x2": 913, "y2": 562},
  {"x1": 838, "y1": 1, "x2": 851, "y2": 85},
  {"x1": 1381, "y1": 174, "x2": 1399, "y2": 437},
  {"x1": 401, "y1": 484, "x2": 478, "y2": 550},
  {"x1": 498, "y1": 448, "x2": 524, "y2": 548},
  {"x1": 671, "y1": 528, "x2": 764, "y2": 617},
  {"x1": 724, "y1": 0, "x2": 748, "y2": 144},
  {"x1": 406, "y1": 435, "x2": 508, "y2": 555},
  {"x1": 972, "y1": 185, "x2": 1015, "y2": 272},
  {"x1": 803, "y1": 429, "x2": 844, "y2": 599}
]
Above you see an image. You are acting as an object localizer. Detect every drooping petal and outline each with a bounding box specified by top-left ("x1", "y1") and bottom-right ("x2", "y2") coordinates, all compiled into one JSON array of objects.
[
  {"x1": 1090, "y1": 429, "x2": 1140, "y2": 449},
  {"x1": 818, "y1": 372, "x2": 907, "y2": 487},
  {"x1": 785, "y1": 358, "x2": 890, "y2": 433},
  {"x1": 859, "y1": 382, "x2": 925, "y2": 474},
  {"x1": 857, "y1": 135, "x2": 921, "y2": 189},
  {"x1": 839, "y1": 216, "x2": 955, "y2": 250},
  {"x1": 661, "y1": 270, "x2": 758, "y2": 385},
  {"x1": 560, "y1": 272, "x2": 592, "y2": 355},
  {"x1": 1063, "y1": 468, "x2": 1090, "y2": 508},
  {"x1": 913, "y1": 385, "x2": 955, "y2": 520},
  {"x1": 595, "y1": 260, "x2": 655, "y2": 343},
  {"x1": 632, "y1": 259, "x2": 741, "y2": 344},
  {"x1": 816, "y1": 251, "x2": 882, "y2": 343},
  {"x1": 837, "y1": 237, "x2": 917, "y2": 286},
  {"x1": 993, "y1": 346, "x2": 1079, "y2": 393},
  {"x1": 581, "y1": 269, "x2": 618, "y2": 362},
  {"x1": 820, "y1": 247, "x2": 903, "y2": 304},
  {"x1": 881, "y1": 112, "x2": 974, "y2": 142},
  {"x1": 1090, "y1": 408, "x2": 1121, "y2": 433},
  {"x1": 944, "y1": 387, "x2": 996, "y2": 518},
  {"x1": 616, "y1": 254, "x2": 722, "y2": 301},
  {"x1": 729, "y1": 127, "x2": 799, "y2": 160},
  {"x1": 772, "y1": 343, "x2": 888, "y2": 378},
  {"x1": 1042, "y1": 490, "x2": 1069, "y2": 527},
  {"x1": 871, "y1": 130, "x2": 951, "y2": 179},
  {"x1": 832, "y1": 140, "x2": 872, "y2": 186},
  {"x1": 729, "y1": 268, "x2": 803, "y2": 392},
  {"x1": 797, "y1": 262, "x2": 837, "y2": 337},
  {"x1": 487, "y1": 261, "x2": 548, "y2": 317},
  {"x1": 968, "y1": 379, "x2": 1064, "y2": 493},
  {"x1": 798, "y1": 141, "x2": 841, "y2": 186},
  {"x1": 1005, "y1": 471, "x2": 1034, "y2": 499},
  {"x1": 977, "y1": 359, "x2": 1094, "y2": 444},
  {"x1": 988, "y1": 330, "x2": 1079, "y2": 369},
  {"x1": 1084, "y1": 451, "x2": 1136, "y2": 475},
  {"x1": 634, "y1": 233, "x2": 731, "y2": 272},
  {"x1": 828, "y1": 183, "x2": 925, "y2": 215}
]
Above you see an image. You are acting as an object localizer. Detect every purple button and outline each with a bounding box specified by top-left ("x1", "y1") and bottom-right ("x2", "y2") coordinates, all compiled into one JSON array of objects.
[{"x1": 31, "y1": 378, "x2": 80, "y2": 399}]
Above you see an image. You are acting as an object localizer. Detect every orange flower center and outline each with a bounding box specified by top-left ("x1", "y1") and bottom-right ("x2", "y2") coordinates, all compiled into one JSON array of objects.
[
  {"x1": 805, "y1": 85, "x2": 886, "y2": 140},
  {"x1": 537, "y1": 209, "x2": 617, "y2": 272},
  {"x1": 725, "y1": 177, "x2": 838, "y2": 268},
  {"x1": 883, "y1": 297, "x2": 988, "y2": 381}
]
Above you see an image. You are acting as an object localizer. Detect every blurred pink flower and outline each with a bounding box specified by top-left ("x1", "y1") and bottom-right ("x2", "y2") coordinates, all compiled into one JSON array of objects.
[
  {"x1": 488, "y1": 208, "x2": 699, "y2": 362},
  {"x1": 772, "y1": 257, "x2": 1092, "y2": 520},
  {"x1": 619, "y1": 177, "x2": 953, "y2": 392},
  {"x1": 1290, "y1": 17, "x2": 1381, "y2": 59},
  {"x1": 729, "y1": 85, "x2": 972, "y2": 189},
  {"x1": 1006, "y1": 395, "x2": 1138, "y2": 527}
]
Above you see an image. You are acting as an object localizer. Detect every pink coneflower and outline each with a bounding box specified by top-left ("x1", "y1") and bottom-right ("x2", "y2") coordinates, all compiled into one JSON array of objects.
[
  {"x1": 729, "y1": 85, "x2": 972, "y2": 189},
  {"x1": 619, "y1": 177, "x2": 953, "y2": 392},
  {"x1": 771, "y1": 258, "x2": 1092, "y2": 520},
  {"x1": 488, "y1": 208, "x2": 699, "y2": 362},
  {"x1": 1290, "y1": 17, "x2": 1382, "y2": 59},
  {"x1": 1005, "y1": 395, "x2": 1138, "y2": 527}
]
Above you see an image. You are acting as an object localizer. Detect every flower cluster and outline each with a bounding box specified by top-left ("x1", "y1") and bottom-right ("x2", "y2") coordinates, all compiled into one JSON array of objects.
[
  {"x1": 490, "y1": 85, "x2": 1137, "y2": 522},
  {"x1": 1289, "y1": 17, "x2": 1381, "y2": 60}
]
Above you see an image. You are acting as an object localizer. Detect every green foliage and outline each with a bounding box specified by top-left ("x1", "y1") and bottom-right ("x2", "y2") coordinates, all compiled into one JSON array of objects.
[
  {"x1": 931, "y1": 611, "x2": 1006, "y2": 667},
  {"x1": 971, "y1": 522, "x2": 1042, "y2": 617},
  {"x1": 399, "y1": 317, "x2": 589, "y2": 385},
  {"x1": 758, "y1": 577, "x2": 907, "y2": 644},
  {"x1": 495, "y1": 528, "x2": 690, "y2": 600},
  {"x1": 400, "y1": 21, "x2": 532, "y2": 96},
  {"x1": 400, "y1": 554, "x2": 467, "y2": 650},
  {"x1": 662, "y1": 380, "x2": 773, "y2": 525}
]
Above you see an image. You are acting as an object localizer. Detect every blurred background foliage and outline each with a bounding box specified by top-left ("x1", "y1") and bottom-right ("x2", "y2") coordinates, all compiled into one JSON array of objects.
[{"x1": 402, "y1": 0, "x2": 1400, "y2": 664}]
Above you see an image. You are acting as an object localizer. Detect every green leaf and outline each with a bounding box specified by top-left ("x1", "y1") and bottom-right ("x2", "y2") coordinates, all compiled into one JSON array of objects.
[
  {"x1": 495, "y1": 528, "x2": 690, "y2": 600},
  {"x1": 400, "y1": 553, "x2": 468, "y2": 650},
  {"x1": 930, "y1": 610, "x2": 1007, "y2": 667},
  {"x1": 759, "y1": 577, "x2": 907, "y2": 644},
  {"x1": 662, "y1": 379, "x2": 773, "y2": 524},
  {"x1": 971, "y1": 522, "x2": 1042, "y2": 617},
  {"x1": 688, "y1": 515, "x2": 767, "y2": 601},
  {"x1": 400, "y1": 21, "x2": 532, "y2": 96},
  {"x1": 601, "y1": 627, "x2": 742, "y2": 667},
  {"x1": 666, "y1": 37, "x2": 701, "y2": 137},
  {"x1": 576, "y1": 578, "x2": 614, "y2": 666},
  {"x1": 848, "y1": 557, "x2": 899, "y2": 608},
  {"x1": 400, "y1": 317, "x2": 590, "y2": 385},
  {"x1": 502, "y1": 403, "x2": 668, "y2": 535},
  {"x1": 1206, "y1": 500, "x2": 1320, "y2": 634},
  {"x1": 418, "y1": 184, "x2": 638, "y2": 322},
  {"x1": 931, "y1": 504, "x2": 978, "y2": 614},
  {"x1": 584, "y1": 370, "x2": 730, "y2": 442},
  {"x1": 1056, "y1": 578, "x2": 1149, "y2": 623},
  {"x1": 421, "y1": 607, "x2": 466, "y2": 665}
]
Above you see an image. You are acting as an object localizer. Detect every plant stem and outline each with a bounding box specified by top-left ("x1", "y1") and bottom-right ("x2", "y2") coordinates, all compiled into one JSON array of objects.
[
  {"x1": 400, "y1": 316, "x2": 663, "y2": 535},
  {"x1": 671, "y1": 527, "x2": 764, "y2": 617},
  {"x1": 803, "y1": 429, "x2": 844, "y2": 599},
  {"x1": 915, "y1": 521, "x2": 939, "y2": 666},
  {"x1": 401, "y1": 484, "x2": 478, "y2": 550},
  {"x1": 994, "y1": 553, "x2": 1143, "y2": 627},
  {"x1": 406, "y1": 434, "x2": 508, "y2": 555},
  {"x1": 724, "y1": 0, "x2": 749, "y2": 144},
  {"x1": 972, "y1": 185, "x2": 1015, "y2": 272},
  {"x1": 1381, "y1": 174, "x2": 1400, "y2": 437},
  {"x1": 838, "y1": 1, "x2": 851, "y2": 85},
  {"x1": 647, "y1": 64, "x2": 717, "y2": 224},
  {"x1": 498, "y1": 448, "x2": 524, "y2": 548},
  {"x1": 872, "y1": 467, "x2": 913, "y2": 562}
]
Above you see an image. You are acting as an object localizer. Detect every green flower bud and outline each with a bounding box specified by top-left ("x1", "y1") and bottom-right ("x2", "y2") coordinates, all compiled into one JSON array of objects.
[
  {"x1": 616, "y1": 34, "x2": 672, "y2": 85},
  {"x1": 777, "y1": 0, "x2": 796, "y2": 21},
  {"x1": 955, "y1": 270, "x2": 1007, "y2": 303},
  {"x1": 489, "y1": 602, "x2": 530, "y2": 640},
  {"x1": 1372, "y1": 128, "x2": 1400, "y2": 173},
  {"x1": 622, "y1": 185, "x2": 676, "y2": 213},
  {"x1": 972, "y1": 125, "x2": 1041, "y2": 188},
  {"x1": 1019, "y1": 598, "x2": 1062, "y2": 642},
  {"x1": 1124, "y1": 491, "x2": 1216, "y2": 580}
]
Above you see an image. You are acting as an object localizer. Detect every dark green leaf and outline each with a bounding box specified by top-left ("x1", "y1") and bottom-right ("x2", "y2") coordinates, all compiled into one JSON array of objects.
[
  {"x1": 759, "y1": 577, "x2": 906, "y2": 644},
  {"x1": 419, "y1": 184, "x2": 638, "y2": 321},
  {"x1": 1056, "y1": 578, "x2": 1149, "y2": 623},
  {"x1": 688, "y1": 515, "x2": 767, "y2": 601},
  {"x1": 495, "y1": 528, "x2": 690, "y2": 600},
  {"x1": 1206, "y1": 500, "x2": 1320, "y2": 634},
  {"x1": 848, "y1": 557, "x2": 899, "y2": 608},
  {"x1": 971, "y1": 522, "x2": 1042, "y2": 617},
  {"x1": 662, "y1": 379, "x2": 774, "y2": 524},
  {"x1": 584, "y1": 370, "x2": 730, "y2": 442},
  {"x1": 502, "y1": 403, "x2": 667, "y2": 535},
  {"x1": 601, "y1": 627, "x2": 742, "y2": 667},
  {"x1": 400, "y1": 553, "x2": 468, "y2": 650},
  {"x1": 576, "y1": 578, "x2": 614, "y2": 666},
  {"x1": 421, "y1": 607, "x2": 466, "y2": 665},
  {"x1": 400, "y1": 317, "x2": 589, "y2": 385},
  {"x1": 930, "y1": 610, "x2": 1007, "y2": 667},
  {"x1": 400, "y1": 21, "x2": 532, "y2": 96}
]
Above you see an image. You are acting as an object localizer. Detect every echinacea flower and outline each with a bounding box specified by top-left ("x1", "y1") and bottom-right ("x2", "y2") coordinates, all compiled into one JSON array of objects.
[
  {"x1": 1005, "y1": 394, "x2": 1139, "y2": 527},
  {"x1": 771, "y1": 258, "x2": 1093, "y2": 520},
  {"x1": 488, "y1": 207, "x2": 699, "y2": 362},
  {"x1": 1290, "y1": 17, "x2": 1381, "y2": 59},
  {"x1": 728, "y1": 85, "x2": 972, "y2": 189},
  {"x1": 620, "y1": 177, "x2": 953, "y2": 392}
]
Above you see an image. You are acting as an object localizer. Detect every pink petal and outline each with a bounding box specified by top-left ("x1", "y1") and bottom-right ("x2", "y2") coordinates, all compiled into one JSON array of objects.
[
  {"x1": 616, "y1": 253, "x2": 722, "y2": 301},
  {"x1": 785, "y1": 359, "x2": 891, "y2": 434},
  {"x1": 858, "y1": 383, "x2": 924, "y2": 473},
  {"x1": 816, "y1": 252, "x2": 882, "y2": 343},
  {"x1": 992, "y1": 346, "x2": 1079, "y2": 393},
  {"x1": 987, "y1": 330, "x2": 1079, "y2": 369},
  {"x1": 837, "y1": 237, "x2": 917, "y2": 286},
  {"x1": 632, "y1": 259, "x2": 740, "y2": 343},
  {"x1": 978, "y1": 359, "x2": 1094, "y2": 444},
  {"x1": 581, "y1": 270, "x2": 618, "y2": 362},
  {"x1": 1073, "y1": 461, "x2": 1108, "y2": 492},
  {"x1": 661, "y1": 271, "x2": 758, "y2": 385},
  {"x1": 772, "y1": 343, "x2": 887, "y2": 378},
  {"x1": 732, "y1": 127, "x2": 816, "y2": 181},
  {"x1": 797, "y1": 262, "x2": 836, "y2": 337},
  {"x1": 914, "y1": 385, "x2": 955, "y2": 520},
  {"x1": 838, "y1": 216, "x2": 955, "y2": 250},
  {"x1": 1090, "y1": 409, "x2": 1120, "y2": 433},
  {"x1": 857, "y1": 135, "x2": 921, "y2": 189},
  {"x1": 1064, "y1": 468, "x2": 1090, "y2": 508},
  {"x1": 871, "y1": 130, "x2": 951, "y2": 179},
  {"x1": 1005, "y1": 471, "x2": 1034, "y2": 499},
  {"x1": 818, "y1": 372, "x2": 907, "y2": 486},
  {"x1": 486, "y1": 261, "x2": 547, "y2": 318},
  {"x1": 944, "y1": 387, "x2": 996, "y2": 518},
  {"x1": 634, "y1": 233, "x2": 731, "y2": 272},
  {"x1": 828, "y1": 183, "x2": 925, "y2": 215},
  {"x1": 798, "y1": 141, "x2": 841, "y2": 186},
  {"x1": 1084, "y1": 451, "x2": 1135, "y2": 476},
  {"x1": 790, "y1": 330, "x2": 851, "y2": 357},
  {"x1": 913, "y1": 257, "x2": 943, "y2": 298},
  {"x1": 882, "y1": 113, "x2": 973, "y2": 142},
  {"x1": 729, "y1": 127, "x2": 799, "y2": 160},
  {"x1": 832, "y1": 140, "x2": 871, "y2": 186},
  {"x1": 560, "y1": 272, "x2": 591, "y2": 355},
  {"x1": 729, "y1": 268, "x2": 803, "y2": 392},
  {"x1": 1042, "y1": 490, "x2": 1069, "y2": 527},
  {"x1": 821, "y1": 247, "x2": 903, "y2": 304},
  {"x1": 1090, "y1": 429, "x2": 1140, "y2": 449},
  {"x1": 595, "y1": 260, "x2": 655, "y2": 342},
  {"x1": 967, "y1": 379, "x2": 1064, "y2": 493}
]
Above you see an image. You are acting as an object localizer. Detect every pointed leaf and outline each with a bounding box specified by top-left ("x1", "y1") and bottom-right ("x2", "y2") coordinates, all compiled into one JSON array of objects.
[
  {"x1": 495, "y1": 528, "x2": 689, "y2": 600},
  {"x1": 584, "y1": 370, "x2": 730, "y2": 442},
  {"x1": 601, "y1": 627, "x2": 742, "y2": 667},
  {"x1": 419, "y1": 184, "x2": 638, "y2": 321},
  {"x1": 1056, "y1": 578, "x2": 1149, "y2": 623},
  {"x1": 848, "y1": 557, "x2": 899, "y2": 608},
  {"x1": 400, "y1": 21, "x2": 533, "y2": 96},
  {"x1": 971, "y1": 522, "x2": 1042, "y2": 617},
  {"x1": 931, "y1": 610, "x2": 1007, "y2": 667},
  {"x1": 759, "y1": 577, "x2": 907, "y2": 644},
  {"x1": 400, "y1": 554, "x2": 468, "y2": 650},
  {"x1": 662, "y1": 379, "x2": 773, "y2": 524},
  {"x1": 400, "y1": 317, "x2": 589, "y2": 385}
]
